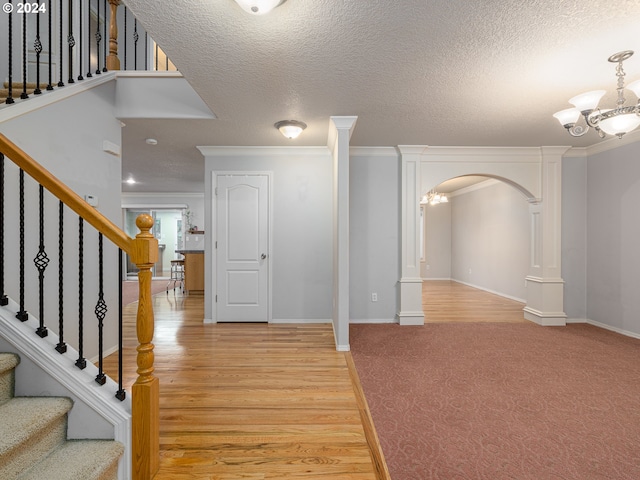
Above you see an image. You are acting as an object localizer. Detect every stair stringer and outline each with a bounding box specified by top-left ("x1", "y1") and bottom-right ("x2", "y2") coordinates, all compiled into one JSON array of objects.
[{"x1": 0, "y1": 298, "x2": 131, "y2": 480}]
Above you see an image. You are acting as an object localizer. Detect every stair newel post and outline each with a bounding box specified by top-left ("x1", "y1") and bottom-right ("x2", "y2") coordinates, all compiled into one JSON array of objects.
[
  {"x1": 0, "y1": 154, "x2": 7, "y2": 307},
  {"x1": 6, "y1": 1, "x2": 14, "y2": 104},
  {"x1": 106, "y1": 0, "x2": 120, "y2": 70},
  {"x1": 131, "y1": 214, "x2": 159, "y2": 480},
  {"x1": 35, "y1": 184, "x2": 50, "y2": 338}
]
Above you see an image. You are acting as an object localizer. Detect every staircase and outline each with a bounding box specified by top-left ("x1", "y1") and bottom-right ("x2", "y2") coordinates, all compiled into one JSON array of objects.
[
  {"x1": 0, "y1": 82, "x2": 48, "y2": 105},
  {"x1": 0, "y1": 353, "x2": 124, "y2": 480}
]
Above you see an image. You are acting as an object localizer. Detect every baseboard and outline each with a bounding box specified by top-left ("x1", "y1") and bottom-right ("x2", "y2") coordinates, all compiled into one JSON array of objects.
[
  {"x1": 586, "y1": 318, "x2": 640, "y2": 340},
  {"x1": 349, "y1": 318, "x2": 398, "y2": 324},
  {"x1": 451, "y1": 278, "x2": 526, "y2": 303},
  {"x1": 566, "y1": 317, "x2": 588, "y2": 324},
  {"x1": 335, "y1": 344, "x2": 350, "y2": 352},
  {"x1": 422, "y1": 277, "x2": 452, "y2": 281},
  {"x1": 270, "y1": 318, "x2": 332, "y2": 324}
]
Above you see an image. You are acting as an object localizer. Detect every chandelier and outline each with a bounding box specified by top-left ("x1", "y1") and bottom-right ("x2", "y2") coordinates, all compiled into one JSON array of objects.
[
  {"x1": 420, "y1": 190, "x2": 448, "y2": 206},
  {"x1": 553, "y1": 50, "x2": 640, "y2": 139}
]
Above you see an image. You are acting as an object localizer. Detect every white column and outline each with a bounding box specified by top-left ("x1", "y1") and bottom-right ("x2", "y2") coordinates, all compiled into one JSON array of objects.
[
  {"x1": 329, "y1": 116, "x2": 358, "y2": 351},
  {"x1": 397, "y1": 146, "x2": 426, "y2": 325},
  {"x1": 524, "y1": 146, "x2": 570, "y2": 326}
]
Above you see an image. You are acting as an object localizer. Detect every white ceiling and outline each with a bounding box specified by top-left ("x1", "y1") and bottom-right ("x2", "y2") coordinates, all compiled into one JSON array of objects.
[{"x1": 120, "y1": 0, "x2": 640, "y2": 193}]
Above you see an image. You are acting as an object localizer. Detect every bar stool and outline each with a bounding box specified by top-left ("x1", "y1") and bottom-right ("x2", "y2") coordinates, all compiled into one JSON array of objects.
[{"x1": 166, "y1": 259, "x2": 184, "y2": 293}]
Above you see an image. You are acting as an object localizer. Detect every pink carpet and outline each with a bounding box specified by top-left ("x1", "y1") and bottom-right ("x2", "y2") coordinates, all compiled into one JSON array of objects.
[
  {"x1": 350, "y1": 323, "x2": 640, "y2": 480},
  {"x1": 121, "y1": 280, "x2": 173, "y2": 306}
]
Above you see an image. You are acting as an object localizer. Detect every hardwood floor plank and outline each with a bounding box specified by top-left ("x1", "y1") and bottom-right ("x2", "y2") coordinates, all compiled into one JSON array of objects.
[{"x1": 103, "y1": 293, "x2": 379, "y2": 479}]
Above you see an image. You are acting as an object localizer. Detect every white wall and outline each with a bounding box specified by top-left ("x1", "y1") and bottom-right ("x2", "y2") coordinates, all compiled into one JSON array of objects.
[
  {"x1": 561, "y1": 156, "x2": 587, "y2": 321},
  {"x1": 349, "y1": 150, "x2": 399, "y2": 322},
  {"x1": 1, "y1": 82, "x2": 122, "y2": 361},
  {"x1": 586, "y1": 140, "x2": 640, "y2": 335},
  {"x1": 450, "y1": 180, "x2": 530, "y2": 302},
  {"x1": 422, "y1": 202, "x2": 452, "y2": 279},
  {"x1": 202, "y1": 148, "x2": 333, "y2": 322}
]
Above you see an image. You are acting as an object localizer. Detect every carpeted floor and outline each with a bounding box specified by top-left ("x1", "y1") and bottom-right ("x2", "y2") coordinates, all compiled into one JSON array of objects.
[
  {"x1": 121, "y1": 280, "x2": 174, "y2": 306},
  {"x1": 350, "y1": 322, "x2": 640, "y2": 480}
]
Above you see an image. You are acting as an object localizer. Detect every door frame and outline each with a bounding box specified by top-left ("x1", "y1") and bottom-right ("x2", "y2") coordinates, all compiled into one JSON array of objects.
[{"x1": 210, "y1": 171, "x2": 273, "y2": 323}]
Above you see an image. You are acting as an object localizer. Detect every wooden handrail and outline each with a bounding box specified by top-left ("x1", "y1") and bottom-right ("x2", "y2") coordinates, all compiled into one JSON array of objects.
[
  {"x1": 0, "y1": 133, "x2": 131, "y2": 253},
  {"x1": 0, "y1": 132, "x2": 160, "y2": 479}
]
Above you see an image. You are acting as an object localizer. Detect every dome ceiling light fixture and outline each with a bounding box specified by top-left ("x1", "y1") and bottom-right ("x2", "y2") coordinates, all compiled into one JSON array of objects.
[
  {"x1": 233, "y1": 0, "x2": 285, "y2": 15},
  {"x1": 275, "y1": 120, "x2": 307, "y2": 139},
  {"x1": 554, "y1": 50, "x2": 640, "y2": 139}
]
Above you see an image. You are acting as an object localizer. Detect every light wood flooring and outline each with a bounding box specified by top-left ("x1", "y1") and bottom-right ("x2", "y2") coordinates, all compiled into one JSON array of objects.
[
  {"x1": 103, "y1": 292, "x2": 387, "y2": 480},
  {"x1": 422, "y1": 280, "x2": 527, "y2": 323}
]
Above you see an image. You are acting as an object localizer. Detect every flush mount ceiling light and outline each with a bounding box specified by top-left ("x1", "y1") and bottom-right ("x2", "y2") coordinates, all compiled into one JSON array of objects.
[
  {"x1": 554, "y1": 50, "x2": 640, "y2": 139},
  {"x1": 275, "y1": 120, "x2": 307, "y2": 139},
  {"x1": 145, "y1": 138, "x2": 158, "y2": 145},
  {"x1": 233, "y1": 0, "x2": 285, "y2": 15},
  {"x1": 420, "y1": 190, "x2": 448, "y2": 206}
]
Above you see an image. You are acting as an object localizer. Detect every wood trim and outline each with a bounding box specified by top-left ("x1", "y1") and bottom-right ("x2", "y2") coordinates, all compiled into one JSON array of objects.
[
  {"x1": 345, "y1": 352, "x2": 392, "y2": 480},
  {"x1": 0, "y1": 133, "x2": 132, "y2": 253}
]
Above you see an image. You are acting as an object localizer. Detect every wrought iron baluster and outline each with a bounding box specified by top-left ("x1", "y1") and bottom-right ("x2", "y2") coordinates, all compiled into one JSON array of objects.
[
  {"x1": 144, "y1": 31, "x2": 148, "y2": 70},
  {"x1": 77, "y1": 0, "x2": 83, "y2": 80},
  {"x1": 0, "y1": 154, "x2": 7, "y2": 307},
  {"x1": 21, "y1": 10, "x2": 28, "y2": 98},
  {"x1": 57, "y1": 0, "x2": 64, "y2": 87},
  {"x1": 56, "y1": 201, "x2": 66, "y2": 353},
  {"x1": 47, "y1": 0, "x2": 53, "y2": 90},
  {"x1": 16, "y1": 170, "x2": 27, "y2": 321},
  {"x1": 95, "y1": 0, "x2": 101, "y2": 74},
  {"x1": 35, "y1": 185, "x2": 49, "y2": 338},
  {"x1": 87, "y1": 0, "x2": 92, "y2": 78},
  {"x1": 166, "y1": 53, "x2": 169, "y2": 71},
  {"x1": 76, "y1": 217, "x2": 86, "y2": 369},
  {"x1": 123, "y1": 6, "x2": 127, "y2": 70},
  {"x1": 95, "y1": 232, "x2": 107, "y2": 385},
  {"x1": 34, "y1": 6, "x2": 42, "y2": 94},
  {"x1": 67, "y1": 0, "x2": 75, "y2": 84},
  {"x1": 116, "y1": 248, "x2": 125, "y2": 401},
  {"x1": 6, "y1": 1, "x2": 15, "y2": 104},
  {"x1": 155, "y1": 43, "x2": 158, "y2": 71},
  {"x1": 102, "y1": 0, "x2": 107, "y2": 72},
  {"x1": 133, "y1": 18, "x2": 138, "y2": 70}
]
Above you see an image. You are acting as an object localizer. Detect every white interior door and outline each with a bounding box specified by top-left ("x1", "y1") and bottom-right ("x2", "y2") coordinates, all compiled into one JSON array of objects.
[{"x1": 216, "y1": 174, "x2": 269, "y2": 322}]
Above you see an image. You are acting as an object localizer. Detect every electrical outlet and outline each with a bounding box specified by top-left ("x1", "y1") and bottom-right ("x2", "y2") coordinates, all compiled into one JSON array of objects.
[{"x1": 371, "y1": 293, "x2": 378, "y2": 302}]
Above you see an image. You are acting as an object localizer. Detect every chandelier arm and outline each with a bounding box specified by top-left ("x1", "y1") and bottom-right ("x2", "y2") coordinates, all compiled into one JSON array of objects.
[{"x1": 565, "y1": 124, "x2": 589, "y2": 137}]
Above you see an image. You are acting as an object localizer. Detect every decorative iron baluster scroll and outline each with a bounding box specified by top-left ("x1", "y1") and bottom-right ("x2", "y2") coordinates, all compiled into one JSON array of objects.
[
  {"x1": 75, "y1": 217, "x2": 87, "y2": 369},
  {"x1": 56, "y1": 201, "x2": 67, "y2": 353},
  {"x1": 34, "y1": 7, "x2": 42, "y2": 94},
  {"x1": 0, "y1": 155, "x2": 7, "y2": 307},
  {"x1": 134, "y1": 18, "x2": 138, "y2": 69},
  {"x1": 35, "y1": 185, "x2": 50, "y2": 338},
  {"x1": 16, "y1": 170, "x2": 27, "y2": 321},
  {"x1": 95, "y1": 0, "x2": 102, "y2": 74},
  {"x1": 95, "y1": 233, "x2": 107, "y2": 385},
  {"x1": 6, "y1": 2, "x2": 15, "y2": 104},
  {"x1": 67, "y1": 0, "x2": 75, "y2": 84}
]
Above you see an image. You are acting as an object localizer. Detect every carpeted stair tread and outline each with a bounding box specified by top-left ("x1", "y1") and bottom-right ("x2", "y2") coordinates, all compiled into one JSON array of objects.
[
  {"x1": 17, "y1": 439, "x2": 124, "y2": 480},
  {"x1": 0, "y1": 397, "x2": 73, "y2": 478},
  {"x1": 0, "y1": 353, "x2": 20, "y2": 403}
]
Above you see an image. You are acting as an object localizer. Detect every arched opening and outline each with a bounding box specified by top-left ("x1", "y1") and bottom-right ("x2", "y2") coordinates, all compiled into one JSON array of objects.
[{"x1": 420, "y1": 175, "x2": 532, "y2": 322}]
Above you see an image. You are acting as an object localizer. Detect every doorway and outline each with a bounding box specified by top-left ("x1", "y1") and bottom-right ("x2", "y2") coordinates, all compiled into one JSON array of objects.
[
  {"x1": 215, "y1": 174, "x2": 270, "y2": 322},
  {"x1": 124, "y1": 208, "x2": 184, "y2": 279}
]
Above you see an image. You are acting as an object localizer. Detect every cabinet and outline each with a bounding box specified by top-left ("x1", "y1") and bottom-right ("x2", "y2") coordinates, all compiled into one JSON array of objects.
[{"x1": 177, "y1": 251, "x2": 204, "y2": 293}]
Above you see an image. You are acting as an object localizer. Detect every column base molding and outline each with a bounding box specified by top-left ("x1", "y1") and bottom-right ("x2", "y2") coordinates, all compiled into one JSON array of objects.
[
  {"x1": 397, "y1": 277, "x2": 424, "y2": 325},
  {"x1": 523, "y1": 306, "x2": 567, "y2": 326}
]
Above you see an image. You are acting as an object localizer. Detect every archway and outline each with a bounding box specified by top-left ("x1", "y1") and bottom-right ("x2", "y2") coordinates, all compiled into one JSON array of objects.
[{"x1": 398, "y1": 145, "x2": 570, "y2": 327}]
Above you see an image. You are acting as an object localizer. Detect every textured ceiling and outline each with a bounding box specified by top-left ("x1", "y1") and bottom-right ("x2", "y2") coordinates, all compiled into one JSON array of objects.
[{"x1": 121, "y1": 0, "x2": 640, "y2": 192}]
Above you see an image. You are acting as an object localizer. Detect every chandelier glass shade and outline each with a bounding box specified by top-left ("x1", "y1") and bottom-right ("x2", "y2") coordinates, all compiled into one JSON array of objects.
[
  {"x1": 421, "y1": 190, "x2": 449, "y2": 206},
  {"x1": 554, "y1": 50, "x2": 640, "y2": 139}
]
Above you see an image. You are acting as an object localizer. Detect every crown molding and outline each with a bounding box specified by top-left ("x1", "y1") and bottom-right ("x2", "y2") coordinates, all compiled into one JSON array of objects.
[
  {"x1": 563, "y1": 128, "x2": 640, "y2": 158},
  {"x1": 197, "y1": 146, "x2": 330, "y2": 157}
]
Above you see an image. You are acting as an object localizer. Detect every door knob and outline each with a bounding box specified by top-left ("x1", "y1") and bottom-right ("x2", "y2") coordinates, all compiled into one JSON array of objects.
[{"x1": 261, "y1": 253, "x2": 267, "y2": 260}]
